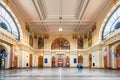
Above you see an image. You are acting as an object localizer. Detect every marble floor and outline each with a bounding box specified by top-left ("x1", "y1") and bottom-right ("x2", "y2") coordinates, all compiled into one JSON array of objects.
[{"x1": 0, "y1": 68, "x2": 120, "y2": 80}]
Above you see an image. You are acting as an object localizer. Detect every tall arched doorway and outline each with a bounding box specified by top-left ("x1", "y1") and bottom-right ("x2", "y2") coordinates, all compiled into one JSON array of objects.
[
  {"x1": 115, "y1": 45, "x2": 120, "y2": 69},
  {"x1": 0, "y1": 45, "x2": 7, "y2": 69},
  {"x1": 51, "y1": 38, "x2": 70, "y2": 67},
  {"x1": 38, "y1": 55, "x2": 43, "y2": 68}
]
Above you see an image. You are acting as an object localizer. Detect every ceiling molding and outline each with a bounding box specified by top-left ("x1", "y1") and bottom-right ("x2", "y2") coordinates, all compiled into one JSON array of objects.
[
  {"x1": 74, "y1": 0, "x2": 90, "y2": 32},
  {"x1": 29, "y1": 20, "x2": 91, "y2": 26},
  {"x1": 85, "y1": 0, "x2": 112, "y2": 33},
  {"x1": 8, "y1": 0, "x2": 112, "y2": 34},
  {"x1": 37, "y1": 0, "x2": 47, "y2": 19},
  {"x1": 10, "y1": 0, "x2": 27, "y2": 21},
  {"x1": 76, "y1": 0, "x2": 89, "y2": 20},
  {"x1": 75, "y1": 0, "x2": 84, "y2": 19},
  {"x1": 32, "y1": 0, "x2": 48, "y2": 32}
]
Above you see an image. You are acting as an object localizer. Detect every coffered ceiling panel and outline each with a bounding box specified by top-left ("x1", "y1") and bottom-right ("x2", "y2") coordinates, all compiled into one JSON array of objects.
[
  {"x1": 45, "y1": 0, "x2": 78, "y2": 19},
  {"x1": 7, "y1": 0, "x2": 112, "y2": 34}
]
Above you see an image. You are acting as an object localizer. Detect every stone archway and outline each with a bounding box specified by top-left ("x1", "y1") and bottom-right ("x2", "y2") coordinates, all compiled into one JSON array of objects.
[
  {"x1": 99, "y1": 1, "x2": 120, "y2": 41},
  {"x1": 1, "y1": 1, "x2": 23, "y2": 41},
  {"x1": 0, "y1": 45, "x2": 7, "y2": 69}
]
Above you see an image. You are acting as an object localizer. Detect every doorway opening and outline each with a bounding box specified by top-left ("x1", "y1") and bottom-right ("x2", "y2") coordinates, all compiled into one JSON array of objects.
[
  {"x1": 38, "y1": 55, "x2": 43, "y2": 68},
  {"x1": 58, "y1": 55, "x2": 63, "y2": 67},
  {"x1": 0, "y1": 45, "x2": 7, "y2": 69},
  {"x1": 115, "y1": 45, "x2": 120, "y2": 69}
]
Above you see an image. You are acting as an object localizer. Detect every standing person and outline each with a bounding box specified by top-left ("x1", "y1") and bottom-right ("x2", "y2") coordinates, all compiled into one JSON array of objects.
[
  {"x1": 26, "y1": 63, "x2": 29, "y2": 71},
  {"x1": 77, "y1": 63, "x2": 83, "y2": 72}
]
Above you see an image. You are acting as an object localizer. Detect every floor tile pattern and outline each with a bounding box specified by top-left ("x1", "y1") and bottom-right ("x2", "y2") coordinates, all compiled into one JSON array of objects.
[{"x1": 0, "y1": 68, "x2": 120, "y2": 80}]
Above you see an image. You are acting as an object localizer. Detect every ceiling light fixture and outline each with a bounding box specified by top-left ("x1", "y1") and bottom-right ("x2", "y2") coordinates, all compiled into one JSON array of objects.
[
  {"x1": 59, "y1": 27, "x2": 62, "y2": 32},
  {"x1": 59, "y1": 0, "x2": 63, "y2": 32}
]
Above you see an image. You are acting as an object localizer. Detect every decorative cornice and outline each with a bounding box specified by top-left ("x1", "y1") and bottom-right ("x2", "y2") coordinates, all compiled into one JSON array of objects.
[
  {"x1": 104, "y1": 29, "x2": 120, "y2": 45},
  {"x1": 0, "y1": 27, "x2": 17, "y2": 45},
  {"x1": 32, "y1": 0, "x2": 47, "y2": 32},
  {"x1": 78, "y1": 43, "x2": 103, "y2": 54}
]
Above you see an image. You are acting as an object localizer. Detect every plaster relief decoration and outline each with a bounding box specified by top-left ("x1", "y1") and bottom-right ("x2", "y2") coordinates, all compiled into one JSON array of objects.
[
  {"x1": 72, "y1": 34, "x2": 77, "y2": 39},
  {"x1": 38, "y1": 36, "x2": 44, "y2": 49},
  {"x1": 91, "y1": 23, "x2": 96, "y2": 32},
  {"x1": 25, "y1": 23, "x2": 30, "y2": 32},
  {"x1": 77, "y1": 36, "x2": 83, "y2": 49},
  {"x1": 51, "y1": 38, "x2": 70, "y2": 50},
  {"x1": 29, "y1": 31, "x2": 33, "y2": 47},
  {"x1": 84, "y1": 33, "x2": 87, "y2": 39},
  {"x1": 88, "y1": 31, "x2": 92, "y2": 47}
]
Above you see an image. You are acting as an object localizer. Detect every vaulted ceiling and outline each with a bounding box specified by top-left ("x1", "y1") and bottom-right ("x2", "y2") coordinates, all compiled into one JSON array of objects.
[{"x1": 9, "y1": 0, "x2": 112, "y2": 34}]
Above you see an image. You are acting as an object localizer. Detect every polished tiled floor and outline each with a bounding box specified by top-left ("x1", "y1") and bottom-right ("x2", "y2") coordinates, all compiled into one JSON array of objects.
[{"x1": 0, "y1": 68, "x2": 120, "y2": 80}]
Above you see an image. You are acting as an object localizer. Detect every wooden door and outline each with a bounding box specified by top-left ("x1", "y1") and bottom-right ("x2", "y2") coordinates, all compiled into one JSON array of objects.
[
  {"x1": 89, "y1": 54, "x2": 92, "y2": 68},
  {"x1": 117, "y1": 57, "x2": 120, "y2": 68},
  {"x1": 78, "y1": 55, "x2": 83, "y2": 63},
  {"x1": 52, "y1": 56, "x2": 56, "y2": 67},
  {"x1": 29, "y1": 54, "x2": 32, "y2": 68},
  {"x1": 104, "y1": 56, "x2": 107, "y2": 68},
  {"x1": 116, "y1": 47, "x2": 120, "y2": 68},
  {"x1": 38, "y1": 56, "x2": 43, "y2": 68},
  {"x1": 14, "y1": 56, "x2": 18, "y2": 68}
]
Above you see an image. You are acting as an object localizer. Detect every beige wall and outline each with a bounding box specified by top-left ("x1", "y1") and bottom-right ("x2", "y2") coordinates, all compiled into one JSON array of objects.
[{"x1": 1, "y1": 0, "x2": 120, "y2": 69}]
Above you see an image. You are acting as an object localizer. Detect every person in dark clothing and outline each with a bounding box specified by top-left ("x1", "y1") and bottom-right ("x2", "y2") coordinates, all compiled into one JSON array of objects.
[{"x1": 26, "y1": 63, "x2": 29, "y2": 70}]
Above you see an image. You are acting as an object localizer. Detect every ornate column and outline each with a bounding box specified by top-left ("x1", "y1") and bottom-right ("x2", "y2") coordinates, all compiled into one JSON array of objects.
[
  {"x1": 11, "y1": 45, "x2": 15, "y2": 68},
  {"x1": 106, "y1": 45, "x2": 111, "y2": 68}
]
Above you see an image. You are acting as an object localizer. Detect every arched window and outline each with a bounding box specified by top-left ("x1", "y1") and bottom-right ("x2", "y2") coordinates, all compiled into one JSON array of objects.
[
  {"x1": 102, "y1": 6, "x2": 120, "y2": 39},
  {"x1": 0, "y1": 4, "x2": 20, "y2": 40}
]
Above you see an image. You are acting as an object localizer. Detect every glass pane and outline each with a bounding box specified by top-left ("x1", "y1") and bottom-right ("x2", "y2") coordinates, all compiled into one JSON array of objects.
[
  {"x1": 102, "y1": 6, "x2": 120, "y2": 39},
  {"x1": 0, "y1": 4, "x2": 20, "y2": 40}
]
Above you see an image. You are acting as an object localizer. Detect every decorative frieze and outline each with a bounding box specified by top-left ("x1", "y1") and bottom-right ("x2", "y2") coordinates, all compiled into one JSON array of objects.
[
  {"x1": 0, "y1": 28, "x2": 17, "y2": 45},
  {"x1": 104, "y1": 29, "x2": 120, "y2": 45}
]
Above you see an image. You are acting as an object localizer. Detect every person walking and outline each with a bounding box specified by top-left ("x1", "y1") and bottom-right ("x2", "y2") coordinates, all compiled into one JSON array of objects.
[{"x1": 77, "y1": 63, "x2": 83, "y2": 72}]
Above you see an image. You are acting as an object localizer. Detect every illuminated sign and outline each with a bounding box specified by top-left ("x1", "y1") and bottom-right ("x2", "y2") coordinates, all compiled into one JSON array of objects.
[
  {"x1": 0, "y1": 53, "x2": 7, "y2": 57},
  {"x1": 114, "y1": 54, "x2": 120, "y2": 57}
]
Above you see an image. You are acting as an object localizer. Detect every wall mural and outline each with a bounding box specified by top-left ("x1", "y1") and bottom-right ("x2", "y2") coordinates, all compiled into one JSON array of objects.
[
  {"x1": 77, "y1": 36, "x2": 83, "y2": 49},
  {"x1": 29, "y1": 32, "x2": 33, "y2": 47},
  {"x1": 88, "y1": 31, "x2": 92, "y2": 47},
  {"x1": 38, "y1": 36, "x2": 44, "y2": 49},
  {"x1": 51, "y1": 38, "x2": 70, "y2": 50}
]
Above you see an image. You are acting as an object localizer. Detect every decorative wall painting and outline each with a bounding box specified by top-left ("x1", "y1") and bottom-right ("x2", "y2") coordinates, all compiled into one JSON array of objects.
[{"x1": 38, "y1": 36, "x2": 44, "y2": 49}]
